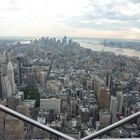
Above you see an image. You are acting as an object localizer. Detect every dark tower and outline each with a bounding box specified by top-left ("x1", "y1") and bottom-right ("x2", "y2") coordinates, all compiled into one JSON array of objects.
[
  {"x1": 17, "y1": 57, "x2": 22, "y2": 85},
  {"x1": 0, "y1": 68, "x2": 3, "y2": 99},
  {"x1": 106, "y1": 73, "x2": 114, "y2": 95}
]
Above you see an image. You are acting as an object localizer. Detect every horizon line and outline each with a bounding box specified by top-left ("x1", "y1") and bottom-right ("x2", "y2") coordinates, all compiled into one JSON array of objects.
[{"x1": 0, "y1": 36, "x2": 140, "y2": 41}]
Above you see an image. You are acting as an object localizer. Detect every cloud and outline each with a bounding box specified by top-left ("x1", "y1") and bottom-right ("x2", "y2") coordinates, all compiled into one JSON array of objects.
[
  {"x1": 0, "y1": 0, "x2": 139, "y2": 39},
  {"x1": 64, "y1": 0, "x2": 140, "y2": 31},
  {"x1": 130, "y1": 0, "x2": 140, "y2": 4}
]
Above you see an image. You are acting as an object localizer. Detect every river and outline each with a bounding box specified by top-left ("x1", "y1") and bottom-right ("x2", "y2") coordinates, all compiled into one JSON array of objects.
[
  {"x1": 19, "y1": 37, "x2": 140, "y2": 59},
  {"x1": 73, "y1": 39, "x2": 140, "y2": 59}
]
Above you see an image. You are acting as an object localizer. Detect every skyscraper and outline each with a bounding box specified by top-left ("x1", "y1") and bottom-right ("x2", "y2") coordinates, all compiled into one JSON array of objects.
[
  {"x1": 110, "y1": 96, "x2": 118, "y2": 123},
  {"x1": 106, "y1": 73, "x2": 113, "y2": 95},
  {"x1": 116, "y1": 91, "x2": 124, "y2": 113},
  {"x1": 7, "y1": 60, "x2": 15, "y2": 95},
  {"x1": 0, "y1": 68, "x2": 3, "y2": 99},
  {"x1": 99, "y1": 109, "x2": 111, "y2": 127},
  {"x1": 17, "y1": 57, "x2": 22, "y2": 85},
  {"x1": 99, "y1": 87, "x2": 110, "y2": 110}
]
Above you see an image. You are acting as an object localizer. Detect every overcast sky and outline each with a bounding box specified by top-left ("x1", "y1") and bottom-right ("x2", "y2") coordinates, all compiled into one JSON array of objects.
[{"x1": 0, "y1": 0, "x2": 140, "y2": 39}]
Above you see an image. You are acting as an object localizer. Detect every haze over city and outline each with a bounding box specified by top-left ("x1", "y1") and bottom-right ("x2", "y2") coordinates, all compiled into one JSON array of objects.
[
  {"x1": 0, "y1": 0, "x2": 140, "y2": 39},
  {"x1": 0, "y1": 0, "x2": 140, "y2": 139}
]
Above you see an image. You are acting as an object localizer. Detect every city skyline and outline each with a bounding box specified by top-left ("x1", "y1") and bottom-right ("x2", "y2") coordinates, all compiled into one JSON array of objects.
[
  {"x1": 0, "y1": 0, "x2": 140, "y2": 39},
  {"x1": 0, "y1": 36, "x2": 140, "y2": 139}
]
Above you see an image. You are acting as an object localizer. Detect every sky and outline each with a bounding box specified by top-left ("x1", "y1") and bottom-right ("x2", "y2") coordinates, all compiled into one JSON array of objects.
[{"x1": 0, "y1": 0, "x2": 140, "y2": 39}]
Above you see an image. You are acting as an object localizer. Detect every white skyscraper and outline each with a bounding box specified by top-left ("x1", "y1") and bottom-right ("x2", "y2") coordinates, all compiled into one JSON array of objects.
[
  {"x1": 3, "y1": 51, "x2": 8, "y2": 63},
  {"x1": 99, "y1": 109, "x2": 111, "y2": 127},
  {"x1": 110, "y1": 95, "x2": 118, "y2": 123},
  {"x1": 116, "y1": 91, "x2": 124, "y2": 113},
  {"x1": 7, "y1": 60, "x2": 15, "y2": 95},
  {"x1": 1, "y1": 75, "x2": 12, "y2": 97}
]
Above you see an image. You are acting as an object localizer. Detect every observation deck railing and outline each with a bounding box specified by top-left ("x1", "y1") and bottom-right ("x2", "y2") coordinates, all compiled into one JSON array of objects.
[{"x1": 0, "y1": 104, "x2": 140, "y2": 140}]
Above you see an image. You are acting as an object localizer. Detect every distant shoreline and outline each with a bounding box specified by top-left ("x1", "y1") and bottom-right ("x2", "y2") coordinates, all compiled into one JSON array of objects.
[
  {"x1": 80, "y1": 43, "x2": 140, "y2": 59},
  {"x1": 0, "y1": 36, "x2": 140, "y2": 42},
  {"x1": 0, "y1": 36, "x2": 140, "y2": 59}
]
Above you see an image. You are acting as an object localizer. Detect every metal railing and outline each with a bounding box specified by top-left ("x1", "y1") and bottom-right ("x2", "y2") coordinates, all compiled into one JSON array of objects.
[
  {"x1": 81, "y1": 111, "x2": 140, "y2": 140},
  {"x1": 0, "y1": 104, "x2": 140, "y2": 140},
  {"x1": 0, "y1": 105, "x2": 76, "y2": 140}
]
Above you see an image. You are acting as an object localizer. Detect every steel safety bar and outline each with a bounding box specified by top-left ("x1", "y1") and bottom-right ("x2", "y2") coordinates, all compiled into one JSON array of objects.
[
  {"x1": 81, "y1": 111, "x2": 140, "y2": 140},
  {"x1": 0, "y1": 104, "x2": 140, "y2": 140},
  {"x1": 0, "y1": 105, "x2": 76, "y2": 140}
]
